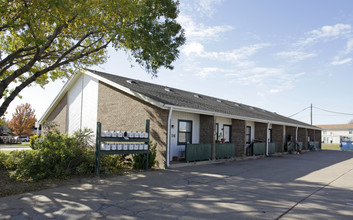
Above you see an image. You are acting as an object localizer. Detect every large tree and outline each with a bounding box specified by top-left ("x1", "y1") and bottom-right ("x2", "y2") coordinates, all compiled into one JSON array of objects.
[
  {"x1": 0, "y1": 0, "x2": 185, "y2": 117},
  {"x1": 8, "y1": 103, "x2": 36, "y2": 135}
]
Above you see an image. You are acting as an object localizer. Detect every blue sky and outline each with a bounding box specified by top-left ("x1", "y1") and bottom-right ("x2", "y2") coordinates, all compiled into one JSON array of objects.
[{"x1": 7, "y1": 0, "x2": 353, "y2": 125}]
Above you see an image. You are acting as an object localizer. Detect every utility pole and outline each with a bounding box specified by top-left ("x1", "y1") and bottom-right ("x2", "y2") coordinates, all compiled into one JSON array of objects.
[{"x1": 310, "y1": 104, "x2": 312, "y2": 125}]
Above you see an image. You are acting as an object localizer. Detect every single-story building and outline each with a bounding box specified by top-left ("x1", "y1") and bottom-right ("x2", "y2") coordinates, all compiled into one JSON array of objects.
[
  {"x1": 316, "y1": 124, "x2": 353, "y2": 144},
  {"x1": 39, "y1": 70, "x2": 321, "y2": 168}
]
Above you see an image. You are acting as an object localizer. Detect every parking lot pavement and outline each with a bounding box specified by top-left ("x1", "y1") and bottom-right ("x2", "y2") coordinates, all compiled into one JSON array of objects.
[{"x1": 0, "y1": 150, "x2": 352, "y2": 219}]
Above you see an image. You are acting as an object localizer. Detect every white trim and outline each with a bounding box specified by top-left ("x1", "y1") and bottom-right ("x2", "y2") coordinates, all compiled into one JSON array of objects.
[
  {"x1": 39, "y1": 72, "x2": 83, "y2": 124},
  {"x1": 166, "y1": 107, "x2": 173, "y2": 168},
  {"x1": 266, "y1": 122, "x2": 270, "y2": 156},
  {"x1": 164, "y1": 104, "x2": 318, "y2": 130}
]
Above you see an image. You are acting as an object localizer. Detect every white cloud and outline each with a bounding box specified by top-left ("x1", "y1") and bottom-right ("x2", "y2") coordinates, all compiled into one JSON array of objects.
[
  {"x1": 182, "y1": 42, "x2": 204, "y2": 56},
  {"x1": 331, "y1": 57, "x2": 352, "y2": 65},
  {"x1": 226, "y1": 67, "x2": 305, "y2": 94},
  {"x1": 276, "y1": 50, "x2": 316, "y2": 62},
  {"x1": 345, "y1": 38, "x2": 353, "y2": 54},
  {"x1": 194, "y1": 67, "x2": 231, "y2": 78},
  {"x1": 311, "y1": 24, "x2": 351, "y2": 37},
  {"x1": 177, "y1": 15, "x2": 233, "y2": 42},
  {"x1": 182, "y1": 42, "x2": 268, "y2": 67},
  {"x1": 197, "y1": 0, "x2": 222, "y2": 17},
  {"x1": 299, "y1": 24, "x2": 352, "y2": 45},
  {"x1": 180, "y1": 0, "x2": 222, "y2": 18}
]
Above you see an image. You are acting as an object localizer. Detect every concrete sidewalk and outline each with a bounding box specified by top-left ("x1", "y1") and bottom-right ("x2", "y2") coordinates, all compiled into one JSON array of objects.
[{"x1": 0, "y1": 150, "x2": 352, "y2": 219}]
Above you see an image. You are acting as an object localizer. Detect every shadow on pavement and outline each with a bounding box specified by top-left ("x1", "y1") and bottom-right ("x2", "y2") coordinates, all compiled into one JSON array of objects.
[{"x1": 0, "y1": 150, "x2": 352, "y2": 219}]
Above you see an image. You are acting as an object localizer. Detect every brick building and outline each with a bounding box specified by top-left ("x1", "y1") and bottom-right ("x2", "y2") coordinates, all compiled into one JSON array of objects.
[{"x1": 39, "y1": 70, "x2": 321, "y2": 168}]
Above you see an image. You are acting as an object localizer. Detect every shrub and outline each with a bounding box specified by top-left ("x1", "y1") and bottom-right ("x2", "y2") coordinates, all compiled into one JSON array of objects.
[
  {"x1": 132, "y1": 141, "x2": 157, "y2": 169},
  {"x1": 0, "y1": 151, "x2": 6, "y2": 169},
  {"x1": 29, "y1": 134, "x2": 39, "y2": 149},
  {"x1": 2, "y1": 131, "x2": 95, "y2": 181},
  {"x1": 100, "y1": 154, "x2": 127, "y2": 174},
  {"x1": 3, "y1": 128, "x2": 130, "y2": 181}
]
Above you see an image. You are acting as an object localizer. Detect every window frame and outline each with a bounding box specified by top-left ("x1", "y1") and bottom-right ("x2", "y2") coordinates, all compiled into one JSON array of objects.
[
  {"x1": 177, "y1": 120, "x2": 193, "y2": 145},
  {"x1": 223, "y1": 124, "x2": 232, "y2": 143},
  {"x1": 246, "y1": 126, "x2": 251, "y2": 144}
]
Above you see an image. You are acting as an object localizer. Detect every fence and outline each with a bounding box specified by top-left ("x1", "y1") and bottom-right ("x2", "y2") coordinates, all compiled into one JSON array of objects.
[
  {"x1": 185, "y1": 143, "x2": 235, "y2": 162},
  {"x1": 253, "y1": 142, "x2": 278, "y2": 155}
]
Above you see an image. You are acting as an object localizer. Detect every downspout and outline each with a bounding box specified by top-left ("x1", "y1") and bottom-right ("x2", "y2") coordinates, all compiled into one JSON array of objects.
[
  {"x1": 166, "y1": 107, "x2": 173, "y2": 168},
  {"x1": 266, "y1": 122, "x2": 270, "y2": 156}
]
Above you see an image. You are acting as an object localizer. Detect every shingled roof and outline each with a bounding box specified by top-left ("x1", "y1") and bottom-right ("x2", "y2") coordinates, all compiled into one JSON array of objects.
[
  {"x1": 87, "y1": 70, "x2": 318, "y2": 130},
  {"x1": 316, "y1": 124, "x2": 353, "y2": 130}
]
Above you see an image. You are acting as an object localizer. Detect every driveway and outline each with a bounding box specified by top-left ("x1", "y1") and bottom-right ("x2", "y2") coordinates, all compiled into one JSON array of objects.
[{"x1": 0, "y1": 150, "x2": 352, "y2": 219}]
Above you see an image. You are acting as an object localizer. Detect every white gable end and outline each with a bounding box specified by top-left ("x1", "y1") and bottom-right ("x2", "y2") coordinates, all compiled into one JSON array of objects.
[{"x1": 67, "y1": 74, "x2": 98, "y2": 135}]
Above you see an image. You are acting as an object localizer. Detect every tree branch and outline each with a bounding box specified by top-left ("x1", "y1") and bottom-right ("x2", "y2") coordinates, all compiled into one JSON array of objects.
[
  {"x1": 0, "y1": 15, "x2": 78, "y2": 100},
  {"x1": 0, "y1": 40, "x2": 110, "y2": 116}
]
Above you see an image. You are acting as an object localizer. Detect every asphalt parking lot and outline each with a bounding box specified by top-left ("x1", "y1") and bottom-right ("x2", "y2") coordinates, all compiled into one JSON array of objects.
[{"x1": 1, "y1": 150, "x2": 352, "y2": 219}]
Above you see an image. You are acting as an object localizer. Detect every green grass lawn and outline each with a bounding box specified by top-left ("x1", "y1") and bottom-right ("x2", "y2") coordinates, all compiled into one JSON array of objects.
[
  {"x1": 321, "y1": 143, "x2": 340, "y2": 150},
  {"x1": 0, "y1": 143, "x2": 30, "y2": 148}
]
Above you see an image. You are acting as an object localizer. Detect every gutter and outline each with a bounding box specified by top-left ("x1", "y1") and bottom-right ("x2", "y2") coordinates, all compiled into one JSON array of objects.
[
  {"x1": 166, "y1": 107, "x2": 173, "y2": 168},
  {"x1": 164, "y1": 104, "x2": 318, "y2": 130},
  {"x1": 266, "y1": 122, "x2": 270, "y2": 156}
]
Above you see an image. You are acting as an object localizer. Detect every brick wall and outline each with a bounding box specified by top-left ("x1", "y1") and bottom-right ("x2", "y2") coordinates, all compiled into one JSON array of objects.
[
  {"x1": 97, "y1": 82, "x2": 169, "y2": 169},
  {"x1": 232, "y1": 119, "x2": 246, "y2": 157},
  {"x1": 307, "y1": 129, "x2": 315, "y2": 142},
  {"x1": 298, "y1": 128, "x2": 308, "y2": 150},
  {"x1": 255, "y1": 122, "x2": 267, "y2": 142},
  {"x1": 272, "y1": 124, "x2": 284, "y2": 152},
  {"x1": 200, "y1": 115, "x2": 215, "y2": 144},
  {"x1": 46, "y1": 93, "x2": 68, "y2": 133},
  {"x1": 315, "y1": 129, "x2": 322, "y2": 148},
  {"x1": 285, "y1": 126, "x2": 296, "y2": 142}
]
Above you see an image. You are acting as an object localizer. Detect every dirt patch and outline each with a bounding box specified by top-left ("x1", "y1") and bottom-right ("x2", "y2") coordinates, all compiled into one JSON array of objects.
[{"x1": 0, "y1": 168, "x2": 137, "y2": 198}]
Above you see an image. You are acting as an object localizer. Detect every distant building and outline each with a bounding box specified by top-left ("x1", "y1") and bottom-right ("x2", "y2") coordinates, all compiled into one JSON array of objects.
[{"x1": 316, "y1": 124, "x2": 353, "y2": 144}]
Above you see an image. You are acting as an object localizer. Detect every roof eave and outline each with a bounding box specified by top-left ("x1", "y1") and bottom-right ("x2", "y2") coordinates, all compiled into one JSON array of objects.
[
  {"x1": 165, "y1": 104, "x2": 319, "y2": 130},
  {"x1": 38, "y1": 72, "x2": 83, "y2": 124},
  {"x1": 85, "y1": 70, "x2": 168, "y2": 110}
]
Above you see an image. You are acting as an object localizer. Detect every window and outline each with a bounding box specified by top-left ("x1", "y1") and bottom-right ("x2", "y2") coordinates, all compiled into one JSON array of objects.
[
  {"x1": 223, "y1": 125, "x2": 231, "y2": 142},
  {"x1": 349, "y1": 129, "x2": 352, "y2": 134},
  {"x1": 323, "y1": 130, "x2": 327, "y2": 134},
  {"x1": 246, "y1": 126, "x2": 251, "y2": 144},
  {"x1": 269, "y1": 128, "x2": 272, "y2": 142},
  {"x1": 178, "y1": 120, "x2": 192, "y2": 145}
]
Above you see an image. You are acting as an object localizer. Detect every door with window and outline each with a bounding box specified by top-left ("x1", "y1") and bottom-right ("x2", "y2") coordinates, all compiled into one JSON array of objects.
[
  {"x1": 223, "y1": 125, "x2": 231, "y2": 143},
  {"x1": 178, "y1": 120, "x2": 192, "y2": 145}
]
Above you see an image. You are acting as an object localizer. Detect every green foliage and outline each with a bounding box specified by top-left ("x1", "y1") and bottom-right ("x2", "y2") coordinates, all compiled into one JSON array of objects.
[
  {"x1": 0, "y1": 151, "x2": 6, "y2": 169},
  {"x1": 29, "y1": 134, "x2": 39, "y2": 149},
  {"x1": 0, "y1": 0, "x2": 185, "y2": 117},
  {"x1": 4, "y1": 132, "x2": 91, "y2": 181},
  {"x1": 2, "y1": 128, "x2": 129, "y2": 181},
  {"x1": 100, "y1": 154, "x2": 127, "y2": 175},
  {"x1": 132, "y1": 141, "x2": 157, "y2": 169},
  {"x1": 72, "y1": 128, "x2": 94, "y2": 150}
]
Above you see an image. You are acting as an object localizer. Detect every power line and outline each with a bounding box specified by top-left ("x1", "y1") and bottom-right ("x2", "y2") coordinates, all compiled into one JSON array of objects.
[
  {"x1": 288, "y1": 106, "x2": 311, "y2": 118},
  {"x1": 288, "y1": 105, "x2": 353, "y2": 118},
  {"x1": 313, "y1": 106, "x2": 353, "y2": 116}
]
